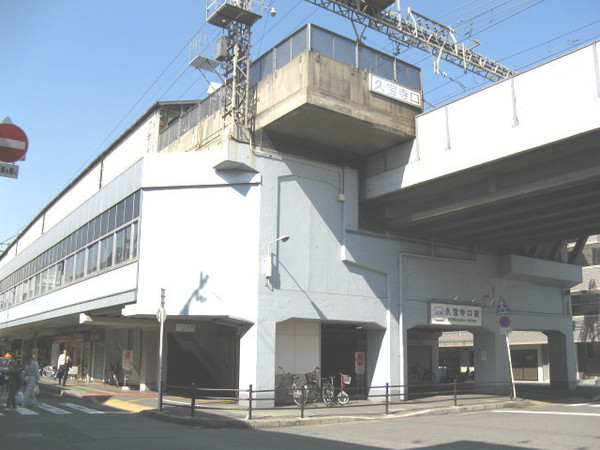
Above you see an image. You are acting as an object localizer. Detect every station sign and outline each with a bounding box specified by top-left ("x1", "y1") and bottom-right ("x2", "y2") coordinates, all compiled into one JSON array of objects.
[
  {"x1": 369, "y1": 73, "x2": 422, "y2": 107},
  {"x1": 430, "y1": 302, "x2": 482, "y2": 327}
]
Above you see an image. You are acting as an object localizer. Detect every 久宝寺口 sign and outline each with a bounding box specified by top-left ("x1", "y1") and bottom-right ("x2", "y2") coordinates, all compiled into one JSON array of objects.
[{"x1": 430, "y1": 302, "x2": 482, "y2": 327}]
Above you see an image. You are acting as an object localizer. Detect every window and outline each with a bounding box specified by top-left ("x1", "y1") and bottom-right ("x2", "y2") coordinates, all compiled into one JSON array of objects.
[
  {"x1": 132, "y1": 222, "x2": 139, "y2": 258},
  {"x1": 55, "y1": 261, "x2": 64, "y2": 288},
  {"x1": 75, "y1": 249, "x2": 86, "y2": 280},
  {"x1": 65, "y1": 255, "x2": 75, "y2": 284},
  {"x1": 99, "y1": 235, "x2": 114, "y2": 270},
  {"x1": 22, "y1": 279, "x2": 28, "y2": 301},
  {"x1": 115, "y1": 226, "x2": 131, "y2": 265},
  {"x1": 87, "y1": 242, "x2": 99, "y2": 274}
]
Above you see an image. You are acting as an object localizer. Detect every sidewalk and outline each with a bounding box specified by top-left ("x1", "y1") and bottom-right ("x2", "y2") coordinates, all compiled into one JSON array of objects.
[{"x1": 38, "y1": 378, "x2": 537, "y2": 429}]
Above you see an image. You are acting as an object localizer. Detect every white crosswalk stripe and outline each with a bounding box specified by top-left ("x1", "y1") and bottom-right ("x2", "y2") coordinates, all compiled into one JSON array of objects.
[
  {"x1": 37, "y1": 403, "x2": 72, "y2": 414},
  {"x1": 1, "y1": 403, "x2": 104, "y2": 416},
  {"x1": 15, "y1": 406, "x2": 38, "y2": 415},
  {"x1": 59, "y1": 402, "x2": 105, "y2": 414}
]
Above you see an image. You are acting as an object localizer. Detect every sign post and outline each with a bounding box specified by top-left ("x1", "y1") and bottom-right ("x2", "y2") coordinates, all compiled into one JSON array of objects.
[
  {"x1": 157, "y1": 289, "x2": 167, "y2": 410},
  {"x1": 496, "y1": 297, "x2": 516, "y2": 399}
]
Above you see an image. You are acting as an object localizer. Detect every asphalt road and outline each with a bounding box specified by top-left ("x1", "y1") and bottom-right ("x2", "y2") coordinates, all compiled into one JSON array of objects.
[{"x1": 2, "y1": 390, "x2": 599, "y2": 450}]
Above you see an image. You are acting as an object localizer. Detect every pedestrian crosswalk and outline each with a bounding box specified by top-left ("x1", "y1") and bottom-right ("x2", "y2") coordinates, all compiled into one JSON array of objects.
[
  {"x1": 0, "y1": 402, "x2": 105, "y2": 416},
  {"x1": 566, "y1": 402, "x2": 600, "y2": 408}
]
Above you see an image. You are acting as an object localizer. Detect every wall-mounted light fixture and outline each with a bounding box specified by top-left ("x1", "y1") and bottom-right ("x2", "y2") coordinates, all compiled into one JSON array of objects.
[{"x1": 263, "y1": 235, "x2": 290, "y2": 285}]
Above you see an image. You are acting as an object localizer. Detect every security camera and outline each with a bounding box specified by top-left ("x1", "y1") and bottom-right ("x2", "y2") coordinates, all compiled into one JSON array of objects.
[{"x1": 269, "y1": 7, "x2": 277, "y2": 17}]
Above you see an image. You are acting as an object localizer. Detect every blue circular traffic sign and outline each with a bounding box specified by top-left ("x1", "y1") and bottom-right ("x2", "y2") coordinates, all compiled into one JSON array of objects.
[{"x1": 499, "y1": 315, "x2": 511, "y2": 328}]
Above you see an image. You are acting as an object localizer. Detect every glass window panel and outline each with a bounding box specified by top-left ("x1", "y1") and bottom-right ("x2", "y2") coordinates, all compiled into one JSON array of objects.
[
  {"x1": 21, "y1": 280, "x2": 28, "y2": 301},
  {"x1": 14, "y1": 284, "x2": 22, "y2": 304},
  {"x1": 116, "y1": 200, "x2": 126, "y2": 228},
  {"x1": 33, "y1": 273, "x2": 41, "y2": 296},
  {"x1": 375, "y1": 53, "x2": 394, "y2": 79},
  {"x1": 311, "y1": 27, "x2": 333, "y2": 58},
  {"x1": 100, "y1": 235, "x2": 114, "y2": 270},
  {"x1": 87, "y1": 242, "x2": 99, "y2": 274},
  {"x1": 28, "y1": 276, "x2": 35, "y2": 298},
  {"x1": 75, "y1": 249, "x2": 86, "y2": 280},
  {"x1": 108, "y1": 206, "x2": 117, "y2": 233},
  {"x1": 276, "y1": 38, "x2": 291, "y2": 70},
  {"x1": 291, "y1": 28, "x2": 307, "y2": 60},
  {"x1": 47, "y1": 265, "x2": 56, "y2": 291},
  {"x1": 115, "y1": 226, "x2": 132, "y2": 264},
  {"x1": 334, "y1": 36, "x2": 355, "y2": 66},
  {"x1": 358, "y1": 46, "x2": 376, "y2": 72},
  {"x1": 55, "y1": 261, "x2": 64, "y2": 288},
  {"x1": 124, "y1": 195, "x2": 134, "y2": 223},
  {"x1": 132, "y1": 222, "x2": 139, "y2": 259},
  {"x1": 65, "y1": 256, "x2": 75, "y2": 284},
  {"x1": 133, "y1": 191, "x2": 140, "y2": 218},
  {"x1": 40, "y1": 269, "x2": 49, "y2": 294},
  {"x1": 101, "y1": 211, "x2": 109, "y2": 236}
]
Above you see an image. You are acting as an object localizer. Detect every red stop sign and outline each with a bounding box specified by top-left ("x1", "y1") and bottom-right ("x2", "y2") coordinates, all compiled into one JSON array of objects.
[{"x1": 0, "y1": 122, "x2": 28, "y2": 163}]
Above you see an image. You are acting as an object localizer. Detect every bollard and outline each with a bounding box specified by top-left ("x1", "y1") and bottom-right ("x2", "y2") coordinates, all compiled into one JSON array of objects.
[
  {"x1": 191, "y1": 382, "x2": 196, "y2": 417},
  {"x1": 385, "y1": 382, "x2": 389, "y2": 415},
  {"x1": 248, "y1": 384, "x2": 253, "y2": 420},
  {"x1": 159, "y1": 381, "x2": 164, "y2": 412},
  {"x1": 453, "y1": 378, "x2": 458, "y2": 406},
  {"x1": 300, "y1": 384, "x2": 306, "y2": 419}
]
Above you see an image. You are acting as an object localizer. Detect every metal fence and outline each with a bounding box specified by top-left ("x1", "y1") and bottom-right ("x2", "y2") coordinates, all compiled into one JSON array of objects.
[{"x1": 159, "y1": 379, "x2": 514, "y2": 420}]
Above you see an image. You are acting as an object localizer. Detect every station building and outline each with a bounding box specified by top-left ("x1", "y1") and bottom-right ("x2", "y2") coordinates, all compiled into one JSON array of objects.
[{"x1": 1, "y1": 24, "x2": 593, "y2": 400}]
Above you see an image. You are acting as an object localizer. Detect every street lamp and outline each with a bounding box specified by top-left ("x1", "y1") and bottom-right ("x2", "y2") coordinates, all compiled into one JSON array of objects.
[{"x1": 263, "y1": 235, "x2": 290, "y2": 285}]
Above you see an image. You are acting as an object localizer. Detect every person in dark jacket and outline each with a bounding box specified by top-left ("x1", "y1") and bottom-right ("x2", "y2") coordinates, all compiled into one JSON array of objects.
[{"x1": 6, "y1": 358, "x2": 22, "y2": 410}]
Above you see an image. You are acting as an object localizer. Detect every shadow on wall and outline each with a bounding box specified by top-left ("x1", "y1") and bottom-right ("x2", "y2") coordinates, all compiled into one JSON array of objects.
[{"x1": 180, "y1": 272, "x2": 210, "y2": 315}]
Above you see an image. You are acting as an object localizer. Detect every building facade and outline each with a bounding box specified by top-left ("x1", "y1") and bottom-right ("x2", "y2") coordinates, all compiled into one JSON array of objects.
[{"x1": 1, "y1": 25, "x2": 590, "y2": 401}]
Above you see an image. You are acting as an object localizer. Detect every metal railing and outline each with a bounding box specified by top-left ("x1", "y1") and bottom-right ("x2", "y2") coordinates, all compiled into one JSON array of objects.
[{"x1": 158, "y1": 379, "x2": 514, "y2": 420}]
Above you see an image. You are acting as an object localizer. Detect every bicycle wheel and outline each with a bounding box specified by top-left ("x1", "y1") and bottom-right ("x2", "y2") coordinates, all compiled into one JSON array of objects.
[
  {"x1": 291, "y1": 383, "x2": 306, "y2": 406},
  {"x1": 422, "y1": 370, "x2": 436, "y2": 383},
  {"x1": 336, "y1": 390, "x2": 349, "y2": 405},
  {"x1": 321, "y1": 382, "x2": 335, "y2": 406},
  {"x1": 408, "y1": 371, "x2": 420, "y2": 385},
  {"x1": 304, "y1": 381, "x2": 320, "y2": 403}
]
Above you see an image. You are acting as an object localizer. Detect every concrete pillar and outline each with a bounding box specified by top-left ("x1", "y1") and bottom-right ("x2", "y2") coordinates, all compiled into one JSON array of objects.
[
  {"x1": 546, "y1": 331, "x2": 578, "y2": 389},
  {"x1": 473, "y1": 330, "x2": 511, "y2": 389},
  {"x1": 239, "y1": 320, "x2": 276, "y2": 407},
  {"x1": 139, "y1": 329, "x2": 158, "y2": 391}
]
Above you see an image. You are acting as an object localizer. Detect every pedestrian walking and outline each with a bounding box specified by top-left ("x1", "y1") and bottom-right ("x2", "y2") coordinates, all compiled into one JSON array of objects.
[
  {"x1": 56, "y1": 348, "x2": 71, "y2": 386},
  {"x1": 22, "y1": 354, "x2": 40, "y2": 407},
  {"x1": 6, "y1": 357, "x2": 22, "y2": 410}
]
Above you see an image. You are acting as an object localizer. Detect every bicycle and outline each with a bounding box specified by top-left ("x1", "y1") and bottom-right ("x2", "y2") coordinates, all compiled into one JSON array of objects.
[
  {"x1": 41, "y1": 365, "x2": 56, "y2": 378},
  {"x1": 303, "y1": 366, "x2": 322, "y2": 404},
  {"x1": 105, "y1": 362, "x2": 123, "y2": 387},
  {"x1": 274, "y1": 366, "x2": 305, "y2": 406},
  {"x1": 322, "y1": 373, "x2": 351, "y2": 406},
  {"x1": 408, "y1": 364, "x2": 436, "y2": 384}
]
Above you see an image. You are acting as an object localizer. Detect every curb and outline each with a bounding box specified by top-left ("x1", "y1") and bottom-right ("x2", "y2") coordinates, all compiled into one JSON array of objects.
[{"x1": 142, "y1": 400, "x2": 530, "y2": 430}]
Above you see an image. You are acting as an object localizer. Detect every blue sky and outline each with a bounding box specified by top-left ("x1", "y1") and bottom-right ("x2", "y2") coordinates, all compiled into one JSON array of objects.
[{"x1": 1, "y1": 0, "x2": 599, "y2": 248}]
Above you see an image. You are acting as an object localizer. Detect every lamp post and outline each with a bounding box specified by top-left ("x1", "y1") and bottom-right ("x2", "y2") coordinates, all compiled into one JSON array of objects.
[
  {"x1": 263, "y1": 235, "x2": 290, "y2": 286},
  {"x1": 156, "y1": 289, "x2": 166, "y2": 410}
]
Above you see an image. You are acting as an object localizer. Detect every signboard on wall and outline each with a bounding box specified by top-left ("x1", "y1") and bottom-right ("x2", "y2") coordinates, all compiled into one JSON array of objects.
[
  {"x1": 430, "y1": 302, "x2": 482, "y2": 327},
  {"x1": 369, "y1": 73, "x2": 422, "y2": 107},
  {"x1": 122, "y1": 349, "x2": 133, "y2": 375}
]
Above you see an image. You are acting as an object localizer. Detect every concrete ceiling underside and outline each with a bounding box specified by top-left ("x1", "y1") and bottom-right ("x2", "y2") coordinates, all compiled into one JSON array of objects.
[{"x1": 363, "y1": 129, "x2": 600, "y2": 254}]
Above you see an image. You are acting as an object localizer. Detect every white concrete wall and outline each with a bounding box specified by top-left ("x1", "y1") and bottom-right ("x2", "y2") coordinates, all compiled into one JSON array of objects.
[
  {"x1": 366, "y1": 41, "x2": 600, "y2": 199},
  {"x1": 126, "y1": 150, "x2": 261, "y2": 320}
]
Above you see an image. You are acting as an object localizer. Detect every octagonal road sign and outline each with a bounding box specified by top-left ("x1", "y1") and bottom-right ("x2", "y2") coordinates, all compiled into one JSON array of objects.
[{"x1": 0, "y1": 122, "x2": 28, "y2": 163}]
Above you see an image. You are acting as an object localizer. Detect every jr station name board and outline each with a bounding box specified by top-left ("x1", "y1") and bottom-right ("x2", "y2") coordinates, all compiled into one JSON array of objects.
[{"x1": 430, "y1": 302, "x2": 482, "y2": 327}]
